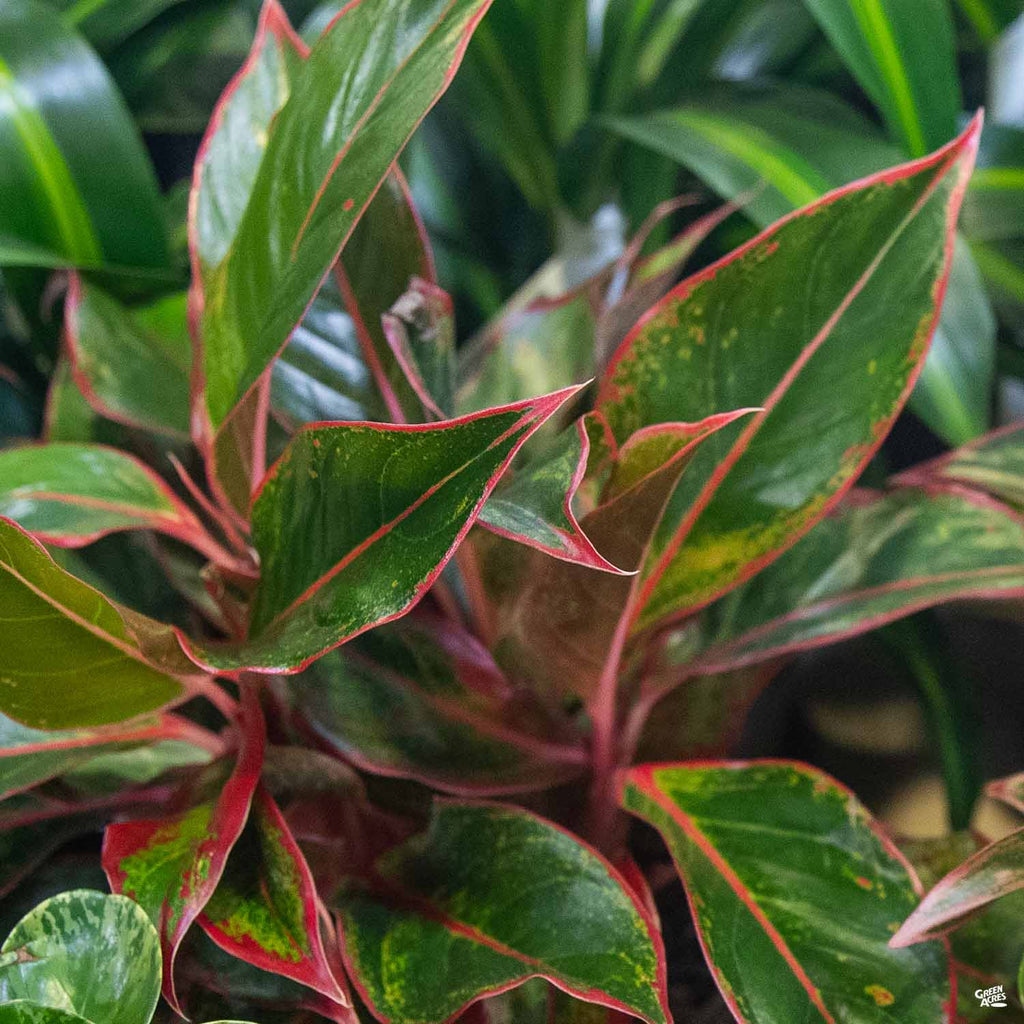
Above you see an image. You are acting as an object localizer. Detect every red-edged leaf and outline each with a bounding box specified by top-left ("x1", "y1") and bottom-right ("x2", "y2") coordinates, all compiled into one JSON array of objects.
[
  {"x1": 658, "y1": 485, "x2": 1024, "y2": 680},
  {"x1": 180, "y1": 385, "x2": 583, "y2": 674},
  {"x1": 295, "y1": 610, "x2": 587, "y2": 795},
  {"x1": 188, "y1": 0, "x2": 307, "y2": 512},
  {"x1": 986, "y1": 772, "x2": 1024, "y2": 815},
  {"x1": 0, "y1": 711, "x2": 219, "y2": 801},
  {"x1": 381, "y1": 276, "x2": 454, "y2": 422},
  {"x1": 892, "y1": 827, "x2": 1024, "y2": 948},
  {"x1": 0, "y1": 442, "x2": 231, "y2": 565},
  {"x1": 198, "y1": 783, "x2": 350, "y2": 1008},
  {"x1": 496, "y1": 410, "x2": 754, "y2": 704},
  {"x1": 0, "y1": 516, "x2": 200, "y2": 730},
  {"x1": 477, "y1": 418, "x2": 631, "y2": 573},
  {"x1": 102, "y1": 686, "x2": 265, "y2": 1014},
  {"x1": 596, "y1": 116, "x2": 982, "y2": 633},
  {"x1": 192, "y1": 0, "x2": 493, "y2": 444},
  {"x1": 334, "y1": 800, "x2": 670, "y2": 1024},
  {"x1": 621, "y1": 761, "x2": 954, "y2": 1023},
  {"x1": 897, "y1": 420, "x2": 1024, "y2": 512}
]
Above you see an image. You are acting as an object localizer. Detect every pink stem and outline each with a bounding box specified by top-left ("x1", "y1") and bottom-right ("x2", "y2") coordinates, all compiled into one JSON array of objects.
[{"x1": 168, "y1": 453, "x2": 250, "y2": 557}]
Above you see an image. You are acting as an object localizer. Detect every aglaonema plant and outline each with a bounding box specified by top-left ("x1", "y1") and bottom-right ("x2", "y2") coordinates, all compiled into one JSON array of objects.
[{"x1": 3, "y1": 3, "x2": 1024, "y2": 1023}]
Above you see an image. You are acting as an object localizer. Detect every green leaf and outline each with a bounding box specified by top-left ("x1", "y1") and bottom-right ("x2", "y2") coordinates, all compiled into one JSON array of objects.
[
  {"x1": 498, "y1": 411, "x2": 753, "y2": 704},
  {"x1": 50, "y1": 0, "x2": 188, "y2": 49},
  {"x1": 801, "y1": 0, "x2": 960, "y2": 157},
  {"x1": 0, "y1": 1002, "x2": 89, "y2": 1023},
  {"x1": 534, "y1": 0, "x2": 589, "y2": 145},
  {"x1": 963, "y1": 124, "x2": 1024, "y2": 241},
  {"x1": 65, "y1": 277, "x2": 191, "y2": 439},
  {"x1": 295, "y1": 611, "x2": 586, "y2": 794},
  {"x1": 199, "y1": 784, "x2": 350, "y2": 1008},
  {"x1": 0, "y1": 443, "x2": 204, "y2": 549},
  {"x1": 667, "y1": 486, "x2": 1024, "y2": 678},
  {"x1": 0, "y1": 517, "x2": 190, "y2": 729},
  {"x1": 621, "y1": 761, "x2": 952, "y2": 1023},
  {"x1": 181, "y1": 386, "x2": 580, "y2": 673},
  {"x1": 43, "y1": 360, "x2": 100, "y2": 444},
  {"x1": 596, "y1": 117, "x2": 981, "y2": 632},
  {"x1": 193, "y1": 0, "x2": 493, "y2": 443},
  {"x1": 0, "y1": 889, "x2": 161, "y2": 1024},
  {"x1": 892, "y1": 826, "x2": 1024, "y2": 947},
  {"x1": 478, "y1": 419, "x2": 629, "y2": 572},
  {"x1": 335, "y1": 801, "x2": 670, "y2": 1024},
  {"x1": 606, "y1": 85, "x2": 995, "y2": 446},
  {"x1": 0, "y1": 711, "x2": 211, "y2": 801},
  {"x1": 901, "y1": 422, "x2": 1024, "y2": 512},
  {"x1": 102, "y1": 687, "x2": 264, "y2": 1015},
  {"x1": 0, "y1": 1, "x2": 167, "y2": 269}
]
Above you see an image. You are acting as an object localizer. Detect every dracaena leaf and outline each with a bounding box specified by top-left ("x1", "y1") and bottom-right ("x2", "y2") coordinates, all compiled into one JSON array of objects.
[
  {"x1": 64, "y1": 277, "x2": 191, "y2": 439},
  {"x1": 663, "y1": 486, "x2": 1024, "y2": 679},
  {"x1": 0, "y1": 889, "x2": 161, "y2": 1024},
  {"x1": 0, "y1": 1, "x2": 168, "y2": 271},
  {"x1": 0, "y1": 517, "x2": 194, "y2": 729},
  {"x1": 498, "y1": 410, "x2": 753, "y2": 703},
  {"x1": 801, "y1": 0, "x2": 959, "y2": 157},
  {"x1": 899, "y1": 421, "x2": 1024, "y2": 512},
  {"x1": 334, "y1": 801, "x2": 670, "y2": 1024},
  {"x1": 181, "y1": 386, "x2": 581, "y2": 673},
  {"x1": 477, "y1": 418, "x2": 630, "y2": 573},
  {"x1": 295, "y1": 610, "x2": 586, "y2": 794},
  {"x1": 0, "y1": 443, "x2": 205, "y2": 550},
  {"x1": 198, "y1": 784, "x2": 350, "y2": 1009},
  {"x1": 102, "y1": 687, "x2": 265, "y2": 1015},
  {"x1": 596, "y1": 117, "x2": 981, "y2": 633},
  {"x1": 963, "y1": 123, "x2": 1024, "y2": 241},
  {"x1": 891, "y1": 827, "x2": 1024, "y2": 948},
  {"x1": 620, "y1": 761, "x2": 953, "y2": 1024},
  {"x1": 0, "y1": 711, "x2": 214, "y2": 801},
  {"x1": 193, "y1": 0, "x2": 493, "y2": 443}
]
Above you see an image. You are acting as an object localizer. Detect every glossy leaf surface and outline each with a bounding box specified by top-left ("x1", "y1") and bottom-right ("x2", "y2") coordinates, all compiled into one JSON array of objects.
[
  {"x1": 182, "y1": 387, "x2": 580, "y2": 673},
  {"x1": 0, "y1": 1, "x2": 167, "y2": 269},
  {"x1": 296, "y1": 612, "x2": 586, "y2": 794},
  {"x1": 0, "y1": 1003, "x2": 89, "y2": 1023},
  {"x1": 0, "y1": 889, "x2": 161, "y2": 1024},
  {"x1": 0, "y1": 711, "x2": 209, "y2": 801},
  {"x1": 102, "y1": 689, "x2": 264, "y2": 1013},
  {"x1": 621, "y1": 762, "x2": 952, "y2": 1023},
  {"x1": 199, "y1": 784, "x2": 349, "y2": 1008},
  {"x1": 335, "y1": 801, "x2": 670, "y2": 1024},
  {"x1": 892, "y1": 827, "x2": 1024, "y2": 947},
  {"x1": 478, "y1": 419, "x2": 628, "y2": 572},
  {"x1": 0, "y1": 517, "x2": 187, "y2": 729},
  {"x1": 65, "y1": 278, "x2": 192, "y2": 439},
  {"x1": 194, "y1": 0, "x2": 493, "y2": 439},
  {"x1": 0, "y1": 443, "x2": 202, "y2": 548},
  {"x1": 597, "y1": 118, "x2": 980, "y2": 632},
  {"x1": 668, "y1": 487, "x2": 1024, "y2": 678},
  {"x1": 607, "y1": 87, "x2": 994, "y2": 445},
  {"x1": 802, "y1": 0, "x2": 959, "y2": 157}
]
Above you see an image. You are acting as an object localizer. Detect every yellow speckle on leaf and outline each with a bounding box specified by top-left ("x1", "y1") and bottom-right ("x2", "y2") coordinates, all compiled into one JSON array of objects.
[
  {"x1": 865, "y1": 984, "x2": 895, "y2": 1007},
  {"x1": 867, "y1": 359, "x2": 877, "y2": 375}
]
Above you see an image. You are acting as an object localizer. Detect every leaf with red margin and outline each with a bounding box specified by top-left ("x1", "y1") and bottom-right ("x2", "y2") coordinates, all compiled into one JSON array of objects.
[
  {"x1": 294, "y1": 610, "x2": 586, "y2": 795},
  {"x1": 477, "y1": 419, "x2": 630, "y2": 573},
  {"x1": 596, "y1": 116, "x2": 982, "y2": 634},
  {"x1": 496, "y1": 410, "x2": 754, "y2": 704},
  {"x1": 381, "y1": 276, "x2": 454, "y2": 422},
  {"x1": 193, "y1": 0, "x2": 494, "y2": 444},
  {"x1": 0, "y1": 442, "x2": 215, "y2": 555},
  {"x1": 620, "y1": 761, "x2": 954, "y2": 1023},
  {"x1": 180, "y1": 385, "x2": 583, "y2": 674},
  {"x1": 891, "y1": 827, "x2": 1024, "y2": 949},
  {"x1": 197, "y1": 783, "x2": 350, "y2": 1008},
  {"x1": 102, "y1": 686, "x2": 265, "y2": 1015},
  {"x1": 654, "y1": 486, "x2": 1024, "y2": 681},
  {"x1": 986, "y1": 772, "x2": 1024, "y2": 815},
  {"x1": 333, "y1": 800, "x2": 670, "y2": 1024},
  {"x1": 187, "y1": 0, "x2": 307, "y2": 513},
  {"x1": 0, "y1": 517, "x2": 197, "y2": 730},
  {"x1": 898, "y1": 421, "x2": 1024, "y2": 513},
  {"x1": 0, "y1": 711, "x2": 219, "y2": 801},
  {"x1": 65, "y1": 277, "x2": 192, "y2": 440}
]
